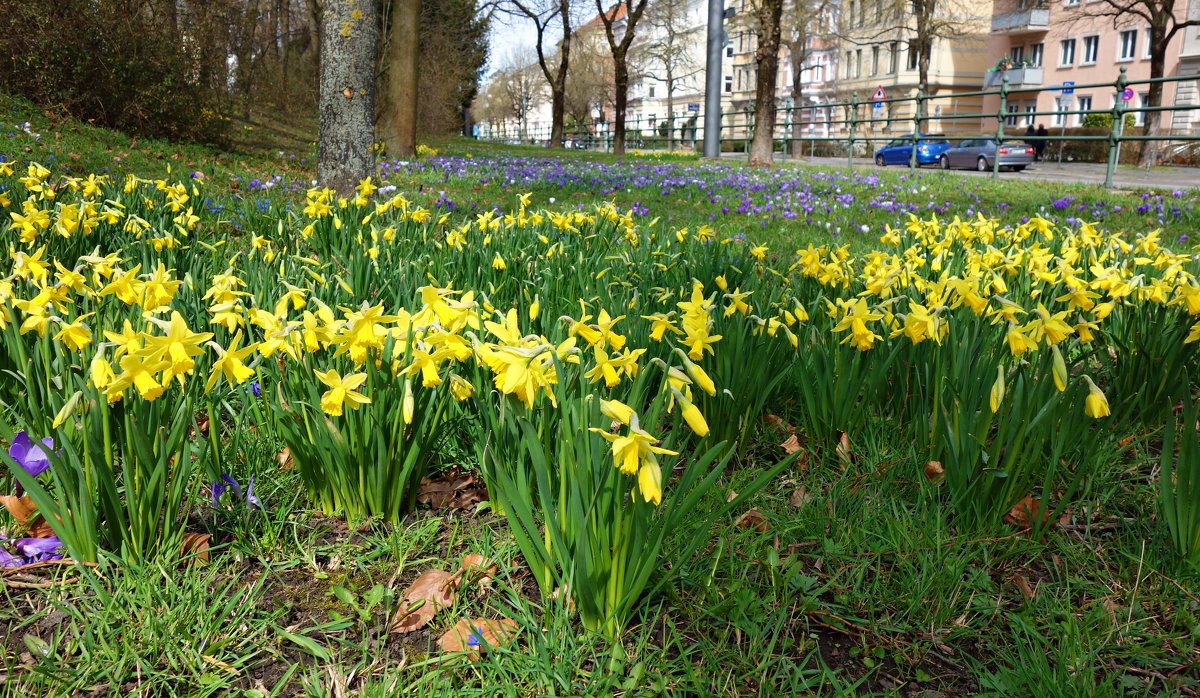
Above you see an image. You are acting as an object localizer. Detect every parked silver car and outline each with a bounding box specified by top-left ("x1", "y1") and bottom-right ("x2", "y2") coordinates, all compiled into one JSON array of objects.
[{"x1": 939, "y1": 138, "x2": 1035, "y2": 172}]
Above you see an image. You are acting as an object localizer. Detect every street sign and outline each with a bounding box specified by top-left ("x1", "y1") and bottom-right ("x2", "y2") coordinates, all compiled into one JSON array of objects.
[
  {"x1": 873, "y1": 101, "x2": 883, "y2": 110},
  {"x1": 1121, "y1": 87, "x2": 1134, "y2": 101},
  {"x1": 1060, "y1": 81, "x2": 1075, "y2": 94},
  {"x1": 871, "y1": 86, "x2": 886, "y2": 101},
  {"x1": 687, "y1": 103, "x2": 700, "y2": 112}
]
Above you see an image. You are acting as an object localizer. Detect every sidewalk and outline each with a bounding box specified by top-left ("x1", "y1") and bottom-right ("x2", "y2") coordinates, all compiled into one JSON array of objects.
[{"x1": 722, "y1": 153, "x2": 1200, "y2": 190}]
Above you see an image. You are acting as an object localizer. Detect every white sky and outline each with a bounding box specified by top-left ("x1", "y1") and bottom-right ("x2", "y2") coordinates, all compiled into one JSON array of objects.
[{"x1": 487, "y1": 13, "x2": 547, "y2": 76}]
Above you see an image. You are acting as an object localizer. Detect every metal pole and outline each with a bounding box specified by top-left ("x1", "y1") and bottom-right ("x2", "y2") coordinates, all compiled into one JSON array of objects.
[
  {"x1": 848, "y1": 94, "x2": 858, "y2": 168},
  {"x1": 703, "y1": 0, "x2": 724, "y2": 158},
  {"x1": 1105, "y1": 66, "x2": 1127, "y2": 189},
  {"x1": 994, "y1": 77, "x2": 1008, "y2": 180},
  {"x1": 909, "y1": 90, "x2": 923, "y2": 170}
]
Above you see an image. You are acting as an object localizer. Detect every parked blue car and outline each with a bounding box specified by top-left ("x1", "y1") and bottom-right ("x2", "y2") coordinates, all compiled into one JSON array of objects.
[{"x1": 873, "y1": 134, "x2": 952, "y2": 167}]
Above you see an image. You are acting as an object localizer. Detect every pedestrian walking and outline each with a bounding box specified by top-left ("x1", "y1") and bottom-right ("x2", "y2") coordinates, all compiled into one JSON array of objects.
[{"x1": 1034, "y1": 124, "x2": 1049, "y2": 161}]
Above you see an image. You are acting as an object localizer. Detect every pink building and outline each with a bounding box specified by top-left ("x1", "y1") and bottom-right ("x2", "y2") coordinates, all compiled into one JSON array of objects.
[{"x1": 984, "y1": 0, "x2": 1188, "y2": 132}]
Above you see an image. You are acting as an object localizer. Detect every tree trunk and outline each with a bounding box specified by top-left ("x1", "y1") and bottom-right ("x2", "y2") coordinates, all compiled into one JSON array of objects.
[
  {"x1": 789, "y1": 43, "x2": 806, "y2": 157},
  {"x1": 280, "y1": 0, "x2": 291, "y2": 109},
  {"x1": 318, "y1": 0, "x2": 379, "y2": 194},
  {"x1": 613, "y1": 55, "x2": 629, "y2": 155},
  {"x1": 1140, "y1": 36, "x2": 1168, "y2": 167},
  {"x1": 381, "y1": 0, "x2": 420, "y2": 157},
  {"x1": 749, "y1": 0, "x2": 784, "y2": 166}
]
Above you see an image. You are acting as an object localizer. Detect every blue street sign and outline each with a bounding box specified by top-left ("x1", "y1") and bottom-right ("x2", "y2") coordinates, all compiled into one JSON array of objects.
[
  {"x1": 1122, "y1": 87, "x2": 1134, "y2": 101},
  {"x1": 687, "y1": 103, "x2": 700, "y2": 112},
  {"x1": 1060, "y1": 81, "x2": 1075, "y2": 94}
]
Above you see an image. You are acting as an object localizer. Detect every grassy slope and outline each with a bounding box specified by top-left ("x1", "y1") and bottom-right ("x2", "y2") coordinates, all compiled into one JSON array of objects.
[{"x1": 0, "y1": 95, "x2": 1197, "y2": 697}]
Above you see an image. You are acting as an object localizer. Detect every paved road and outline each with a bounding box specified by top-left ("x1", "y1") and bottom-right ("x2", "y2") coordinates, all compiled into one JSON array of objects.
[{"x1": 722, "y1": 153, "x2": 1200, "y2": 190}]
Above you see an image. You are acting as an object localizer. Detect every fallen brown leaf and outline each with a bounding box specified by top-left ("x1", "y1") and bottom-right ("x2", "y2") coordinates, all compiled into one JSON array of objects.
[
  {"x1": 390, "y1": 569, "x2": 458, "y2": 634},
  {"x1": 835, "y1": 432, "x2": 852, "y2": 466},
  {"x1": 437, "y1": 618, "x2": 519, "y2": 659},
  {"x1": 1012, "y1": 573, "x2": 1036, "y2": 601},
  {"x1": 417, "y1": 470, "x2": 487, "y2": 510},
  {"x1": 459, "y1": 554, "x2": 498, "y2": 588},
  {"x1": 780, "y1": 434, "x2": 802, "y2": 455},
  {"x1": 0, "y1": 495, "x2": 36, "y2": 525},
  {"x1": 923, "y1": 460, "x2": 944, "y2": 484},
  {"x1": 277, "y1": 447, "x2": 293, "y2": 471},
  {"x1": 734, "y1": 508, "x2": 770, "y2": 532},
  {"x1": 180, "y1": 532, "x2": 211, "y2": 565},
  {"x1": 1004, "y1": 494, "x2": 1051, "y2": 530},
  {"x1": 763, "y1": 414, "x2": 796, "y2": 435},
  {"x1": 789, "y1": 486, "x2": 812, "y2": 508}
]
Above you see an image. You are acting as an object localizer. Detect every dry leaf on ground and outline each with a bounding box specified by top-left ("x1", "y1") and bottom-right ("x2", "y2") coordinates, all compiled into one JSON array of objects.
[
  {"x1": 780, "y1": 434, "x2": 802, "y2": 455},
  {"x1": 835, "y1": 432, "x2": 852, "y2": 466},
  {"x1": 763, "y1": 414, "x2": 796, "y2": 435},
  {"x1": 277, "y1": 446, "x2": 293, "y2": 470},
  {"x1": 1004, "y1": 494, "x2": 1051, "y2": 530},
  {"x1": 1012, "y1": 573, "x2": 1036, "y2": 601},
  {"x1": 180, "y1": 532, "x2": 211, "y2": 565},
  {"x1": 437, "y1": 618, "x2": 519, "y2": 659},
  {"x1": 923, "y1": 460, "x2": 944, "y2": 484},
  {"x1": 458, "y1": 554, "x2": 498, "y2": 588},
  {"x1": 789, "y1": 486, "x2": 812, "y2": 508},
  {"x1": 734, "y1": 508, "x2": 770, "y2": 532},
  {"x1": 0, "y1": 495, "x2": 36, "y2": 524},
  {"x1": 417, "y1": 471, "x2": 487, "y2": 510},
  {"x1": 390, "y1": 569, "x2": 458, "y2": 633}
]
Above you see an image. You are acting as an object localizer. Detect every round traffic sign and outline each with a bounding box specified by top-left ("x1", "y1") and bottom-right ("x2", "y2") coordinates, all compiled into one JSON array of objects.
[{"x1": 1121, "y1": 87, "x2": 1134, "y2": 101}]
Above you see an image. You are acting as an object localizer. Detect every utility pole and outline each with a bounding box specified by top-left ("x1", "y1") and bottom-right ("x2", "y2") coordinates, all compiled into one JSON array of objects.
[{"x1": 703, "y1": 0, "x2": 724, "y2": 158}]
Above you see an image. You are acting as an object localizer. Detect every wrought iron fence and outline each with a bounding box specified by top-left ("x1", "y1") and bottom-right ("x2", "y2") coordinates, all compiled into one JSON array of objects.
[{"x1": 476, "y1": 65, "x2": 1200, "y2": 188}]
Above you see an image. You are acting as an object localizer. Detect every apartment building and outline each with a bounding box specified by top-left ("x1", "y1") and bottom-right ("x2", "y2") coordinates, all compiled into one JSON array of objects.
[
  {"x1": 835, "y1": 0, "x2": 993, "y2": 136},
  {"x1": 984, "y1": 0, "x2": 1186, "y2": 132}
]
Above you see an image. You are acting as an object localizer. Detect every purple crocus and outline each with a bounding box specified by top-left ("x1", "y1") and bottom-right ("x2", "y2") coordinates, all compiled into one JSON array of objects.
[
  {"x1": 211, "y1": 473, "x2": 265, "y2": 511},
  {"x1": 8, "y1": 432, "x2": 55, "y2": 477},
  {"x1": 466, "y1": 626, "x2": 485, "y2": 648},
  {"x1": 14, "y1": 536, "x2": 62, "y2": 560}
]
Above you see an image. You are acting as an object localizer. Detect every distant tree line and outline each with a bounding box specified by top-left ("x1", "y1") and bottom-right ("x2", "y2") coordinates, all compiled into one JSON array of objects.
[{"x1": 0, "y1": 0, "x2": 488, "y2": 146}]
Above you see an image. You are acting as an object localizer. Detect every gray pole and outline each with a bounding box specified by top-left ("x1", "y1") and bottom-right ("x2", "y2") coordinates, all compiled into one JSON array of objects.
[{"x1": 703, "y1": 0, "x2": 724, "y2": 158}]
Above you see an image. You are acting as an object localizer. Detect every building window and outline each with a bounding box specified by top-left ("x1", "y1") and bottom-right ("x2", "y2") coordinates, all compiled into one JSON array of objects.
[
  {"x1": 846, "y1": 50, "x2": 853, "y2": 78},
  {"x1": 1065, "y1": 0, "x2": 1079, "y2": 6},
  {"x1": 1024, "y1": 103, "x2": 1036, "y2": 126},
  {"x1": 1005, "y1": 103, "x2": 1019, "y2": 127},
  {"x1": 1053, "y1": 100, "x2": 1067, "y2": 126},
  {"x1": 875, "y1": 0, "x2": 883, "y2": 22},
  {"x1": 888, "y1": 41, "x2": 899, "y2": 74},
  {"x1": 907, "y1": 42, "x2": 919, "y2": 71},
  {"x1": 855, "y1": 49, "x2": 862, "y2": 78},
  {"x1": 1136, "y1": 92, "x2": 1148, "y2": 125},
  {"x1": 648, "y1": 84, "x2": 656, "y2": 98},
  {"x1": 725, "y1": 45, "x2": 733, "y2": 58},
  {"x1": 1010, "y1": 46, "x2": 1024, "y2": 63},
  {"x1": 1059, "y1": 38, "x2": 1075, "y2": 66},
  {"x1": 1082, "y1": 35, "x2": 1098, "y2": 64},
  {"x1": 871, "y1": 46, "x2": 880, "y2": 76},
  {"x1": 1075, "y1": 95, "x2": 1092, "y2": 125},
  {"x1": 1144, "y1": 28, "x2": 1153, "y2": 58},
  {"x1": 1030, "y1": 43, "x2": 1043, "y2": 67},
  {"x1": 1118, "y1": 29, "x2": 1136, "y2": 61},
  {"x1": 724, "y1": 75, "x2": 732, "y2": 93}
]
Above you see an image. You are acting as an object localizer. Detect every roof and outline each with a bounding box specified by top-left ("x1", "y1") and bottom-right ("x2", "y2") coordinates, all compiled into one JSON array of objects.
[{"x1": 584, "y1": 2, "x2": 627, "y2": 29}]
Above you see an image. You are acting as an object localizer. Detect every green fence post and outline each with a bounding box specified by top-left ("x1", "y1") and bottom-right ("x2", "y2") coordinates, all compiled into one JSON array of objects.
[
  {"x1": 909, "y1": 89, "x2": 923, "y2": 170},
  {"x1": 1105, "y1": 66, "x2": 1128, "y2": 189},
  {"x1": 848, "y1": 94, "x2": 859, "y2": 168},
  {"x1": 994, "y1": 76, "x2": 1008, "y2": 180}
]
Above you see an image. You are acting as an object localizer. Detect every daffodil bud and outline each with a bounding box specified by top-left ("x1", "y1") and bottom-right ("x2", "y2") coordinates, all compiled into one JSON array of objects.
[
  {"x1": 403, "y1": 379, "x2": 415, "y2": 425},
  {"x1": 600, "y1": 399, "x2": 635, "y2": 426},
  {"x1": 1051, "y1": 345, "x2": 1068, "y2": 392},
  {"x1": 989, "y1": 365, "x2": 1006, "y2": 413}
]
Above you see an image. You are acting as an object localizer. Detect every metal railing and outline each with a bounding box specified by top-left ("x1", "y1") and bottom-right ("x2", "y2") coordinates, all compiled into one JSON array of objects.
[{"x1": 475, "y1": 66, "x2": 1200, "y2": 188}]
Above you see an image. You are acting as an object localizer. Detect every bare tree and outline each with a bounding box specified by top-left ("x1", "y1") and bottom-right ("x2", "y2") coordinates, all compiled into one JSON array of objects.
[
  {"x1": 565, "y1": 33, "x2": 614, "y2": 128},
  {"x1": 634, "y1": 0, "x2": 701, "y2": 150},
  {"x1": 499, "y1": 0, "x2": 577, "y2": 147},
  {"x1": 489, "y1": 51, "x2": 548, "y2": 140},
  {"x1": 592, "y1": 0, "x2": 649, "y2": 155},
  {"x1": 380, "y1": 0, "x2": 420, "y2": 157},
  {"x1": 1089, "y1": 0, "x2": 1200, "y2": 165},
  {"x1": 318, "y1": 0, "x2": 379, "y2": 194},
  {"x1": 747, "y1": 0, "x2": 785, "y2": 165},
  {"x1": 782, "y1": 0, "x2": 835, "y2": 156}
]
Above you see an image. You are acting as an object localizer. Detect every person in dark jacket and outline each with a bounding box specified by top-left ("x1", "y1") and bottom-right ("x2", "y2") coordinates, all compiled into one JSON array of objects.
[
  {"x1": 1025, "y1": 124, "x2": 1036, "y2": 146},
  {"x1": 1034, "y1": 124, "x2": 1049, "y2": 161}
]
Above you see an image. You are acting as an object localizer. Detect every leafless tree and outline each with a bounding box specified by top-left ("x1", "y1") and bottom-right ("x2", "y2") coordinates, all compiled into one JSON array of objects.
[
  {"x1": 782, "y1": 0, "x2": 836, "y2": 156},
  {"x1": 1088, "y1": 0, "x2": 1200, "y2": 165},
  {"x1": 592, "y1": 0, "x2": 650, "y2": 154},
  {"x1": 633, "y1": 0, "x2": 702, "y2": 150},
  {"x1": 495, "y1": 0, "x2": 578, "y2": 147}
]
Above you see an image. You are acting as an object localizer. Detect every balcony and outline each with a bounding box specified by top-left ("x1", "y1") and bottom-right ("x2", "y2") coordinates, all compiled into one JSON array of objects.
[
  {"x1": 984, "y1": 66, "x2": 1044, "y2": 88},
  {"x1": 991, "y1": 8, "x2": 1050, "y2": 34}
]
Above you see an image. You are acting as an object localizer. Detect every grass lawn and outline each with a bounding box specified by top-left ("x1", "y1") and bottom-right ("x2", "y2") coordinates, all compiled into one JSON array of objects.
[{"x1": 0, "y1": 93, "x2": 1198, "y2": 697}]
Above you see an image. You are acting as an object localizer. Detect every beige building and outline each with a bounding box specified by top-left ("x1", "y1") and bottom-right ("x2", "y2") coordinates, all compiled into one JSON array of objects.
[
  {"x1": 984, "y1": 0, "x2": 1187, "y2": 133},
  {"x1": 834, "y1": 0, "x2": 994, "y2": 137}
]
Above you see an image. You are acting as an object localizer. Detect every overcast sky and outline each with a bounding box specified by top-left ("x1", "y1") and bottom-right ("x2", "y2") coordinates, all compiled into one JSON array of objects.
[{"x1": 486, "y1": 13, "x2": 546, "y2": 76}]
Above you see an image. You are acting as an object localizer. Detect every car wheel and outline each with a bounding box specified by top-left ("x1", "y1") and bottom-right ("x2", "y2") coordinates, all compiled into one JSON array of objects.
[
  {"x1": 1013, "y1": 166, "x2": 1026, "y2": 172},
  {"x1": 875, "y1": 155, "x2": 886, "y2": 167},
  {"x1": 976, "y1": 156, "x2": 989, "y2": 172},
  {"x1": 940, "y1": 155, "x2": 950, "y2": 170}
]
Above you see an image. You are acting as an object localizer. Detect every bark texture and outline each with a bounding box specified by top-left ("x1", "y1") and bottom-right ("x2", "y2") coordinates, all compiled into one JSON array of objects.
[
  {"x1": 381, "y1": 0, "x2": 420, "y2": 157},
  {"x1": 318, "y1": 0, "x2": 380, "y2": 194},
  {"x1": 748, "y1": 0, "x2": 784, "y2": 166}
]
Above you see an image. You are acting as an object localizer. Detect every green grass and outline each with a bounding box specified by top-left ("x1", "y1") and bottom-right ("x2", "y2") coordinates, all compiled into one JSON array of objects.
[{"x1": 1, "y1": 93, "x2": 1199, "y2": 696}]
